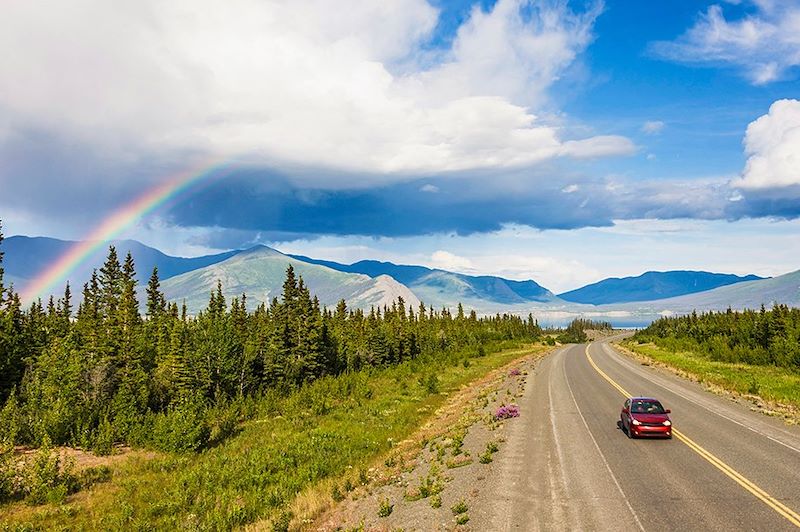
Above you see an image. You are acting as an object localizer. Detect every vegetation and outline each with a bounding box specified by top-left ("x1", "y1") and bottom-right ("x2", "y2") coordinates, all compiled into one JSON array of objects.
[
  {"x1": 624, "y1": 307, "x2": 800, "y2": 410},
  {"x1": 0, "y1": 220, "x2": 545, "y2": 527},
  {"x1": 620, "y1": 342, "x2": 800, "y2": 409},
  {"x1": 556, "y1": 318, "x2": 612, "y2": 344},
  {"x1": 0, "y1": 226, "x2": 541, "y2": 454},
  {"x1": 633, "y1": 307, "x2": 800, "y2": 370}
]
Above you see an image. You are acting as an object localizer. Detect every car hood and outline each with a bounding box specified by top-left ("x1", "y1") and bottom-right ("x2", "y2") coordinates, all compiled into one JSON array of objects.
[{"x1": 631, "y1": 413, "x2": 669, "y2": 423}]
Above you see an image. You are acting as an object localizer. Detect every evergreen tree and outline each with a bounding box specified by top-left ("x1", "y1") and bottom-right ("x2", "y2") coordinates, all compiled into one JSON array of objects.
[{"x1": 146, "y1": 267, "x2": 166, "y2": 319}]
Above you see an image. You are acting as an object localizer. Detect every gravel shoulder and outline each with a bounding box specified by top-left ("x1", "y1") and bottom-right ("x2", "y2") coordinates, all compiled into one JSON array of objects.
[{"x1": 313, "y1": 347, "x2": 553, "y2": 531}]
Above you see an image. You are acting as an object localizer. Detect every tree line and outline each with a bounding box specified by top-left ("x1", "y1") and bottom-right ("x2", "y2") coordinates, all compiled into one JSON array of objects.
[
  {"x1": 0, "y1": 223, "x2": 542, "y2": 453},
  {"x1": 634, "y1": 306, "x2": 800, "y2": 369}
]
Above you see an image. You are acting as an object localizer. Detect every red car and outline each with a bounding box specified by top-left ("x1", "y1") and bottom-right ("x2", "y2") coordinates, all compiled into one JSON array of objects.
[{"x1": 620, "y1": 397, "x2": 672, "y2": 439}]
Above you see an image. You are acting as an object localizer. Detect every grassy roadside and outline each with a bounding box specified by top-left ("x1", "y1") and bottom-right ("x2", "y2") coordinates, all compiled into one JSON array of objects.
[
  {"x1": 1, "y1": 341, "x2": 548, "y2": 530},
  {"x1": 618, "y1": 340, "x2": 800, "y2": 422}
]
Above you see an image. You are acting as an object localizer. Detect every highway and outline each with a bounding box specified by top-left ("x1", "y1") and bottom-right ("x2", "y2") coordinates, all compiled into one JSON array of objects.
[{"x1": 470, "y1": 338, "x2": 800, "y2": 531}]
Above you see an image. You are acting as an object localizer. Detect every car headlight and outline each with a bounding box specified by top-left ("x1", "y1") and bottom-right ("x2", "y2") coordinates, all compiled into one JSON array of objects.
[
  {"x1": 663, "y1": 420, "x2": 671, "y2": 426},
  {"x1": 631, "y1": 419, "x2": 641, "y2": 425}
]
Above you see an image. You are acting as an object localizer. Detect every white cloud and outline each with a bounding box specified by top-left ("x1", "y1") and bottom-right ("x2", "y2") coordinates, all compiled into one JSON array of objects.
[
  {"x1": 430, "y1": 250, "x2": 474, "y2": 272},
  {"x1": 0, "y1": 0, "x2": 631, "y2": 185},
  {"x1": 562, "y1": 184, "x2": 579, "y2": 193},
  {"x1": 650, "y1": 2, "x2": 800, "y2": 85},
  {"x1": 641, "y1": 120, "x2": 665, "y2": 135},
  {"x1": 732, "y1": 99, "x2": 800, "y2": 189},
  {"x1": 420, "y1": 184, "x2": 440, "y2": 193},
  {"x1": 646, "y1": 153, "x2": 657, "y2": 161}
]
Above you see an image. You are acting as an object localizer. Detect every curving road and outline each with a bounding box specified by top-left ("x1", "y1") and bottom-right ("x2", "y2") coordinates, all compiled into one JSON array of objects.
[{"x1": 469, "y1": 338, "x2": 800, "y2": 531}]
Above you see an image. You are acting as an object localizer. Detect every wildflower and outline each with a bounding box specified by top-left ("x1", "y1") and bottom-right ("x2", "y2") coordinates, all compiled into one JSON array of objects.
[{"x1": 494, "y1": 404, "x2": 520, "y2": 420}]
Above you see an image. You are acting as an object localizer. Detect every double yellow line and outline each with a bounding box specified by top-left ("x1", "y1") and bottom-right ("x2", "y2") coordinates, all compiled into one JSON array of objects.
[{"x1": 585, "y1": 344, "x2": 800, "y2": 528}]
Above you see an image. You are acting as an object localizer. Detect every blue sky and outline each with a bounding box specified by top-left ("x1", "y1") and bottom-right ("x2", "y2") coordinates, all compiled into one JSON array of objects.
[{"x1": 1, "y1": 0, "x2": 799, "y2": 291}]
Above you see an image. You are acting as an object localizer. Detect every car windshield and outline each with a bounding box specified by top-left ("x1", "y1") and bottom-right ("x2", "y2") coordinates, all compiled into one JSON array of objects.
[{"x1": 631, "y1": 400, "x2": 665, "y2": 414}]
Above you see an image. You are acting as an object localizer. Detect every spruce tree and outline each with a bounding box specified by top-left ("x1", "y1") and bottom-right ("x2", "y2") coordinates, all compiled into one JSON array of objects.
[{"x1": 146, "y1": 267, "x2": 166, "y2": 318}]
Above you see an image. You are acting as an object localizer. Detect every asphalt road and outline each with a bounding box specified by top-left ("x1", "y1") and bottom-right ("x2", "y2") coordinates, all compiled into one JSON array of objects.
[{"x1": 470, "y1": 338, "x2": 800, "y2": 531}]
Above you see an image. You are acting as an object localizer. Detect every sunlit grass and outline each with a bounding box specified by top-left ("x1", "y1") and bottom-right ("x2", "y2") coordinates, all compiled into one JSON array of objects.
[{"x1": 1, "y1": 341, "x2": 545, "y2": 530}]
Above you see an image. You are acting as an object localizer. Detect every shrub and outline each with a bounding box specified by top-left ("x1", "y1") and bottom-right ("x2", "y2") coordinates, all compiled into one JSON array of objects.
[
  {"x1": 23, "y1": 440, "x2": 77, "y2": 506},
  {"x1": 271, "y1": 510, "x2": 292, "y2": 532},
  {"x1": 149, "y1": 399, "x2": 210, "y2": 453},
  {"x1": 331, "y1": 484, "x2": 345, "y2": 502},
  {"x1": 478, "y1": 451, "x2": 492, "y2": 464},
  {"x1": 78, "y1": 465, "x2": 112, "y2": 489},
  {"x1": 451, "y1": 499, "x2": 468, "y2": 515},
  {"x1": 208, "y1": 407, "x2": 239, "y2": 447},
  {"x1": 419, "y1": 374, "x2": 440, "y2": 395},
  {"x1": 378, "y1": 498, "x2": 393, "y2": 518},
  {"x1": 456, "y1": 513, "x2": 470, "y2": 525},
  {"x1": 430, "y1": 494, "x2": 442, "y2": 508},
  {"x1": 0, "y1": 443, "x2": 19, "y2": 503},
  {"x1": 92, "y1": 416, "x2": 114, "y2": 456},
  {"x1": 0, "y1": 391, "x2": 22, "y2": 446}
]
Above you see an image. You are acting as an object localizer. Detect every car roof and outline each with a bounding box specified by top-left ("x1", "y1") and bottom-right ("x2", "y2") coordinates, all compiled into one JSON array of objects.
[{"x1": 629, "y1": 397, "x2": 660, "y2": 401}]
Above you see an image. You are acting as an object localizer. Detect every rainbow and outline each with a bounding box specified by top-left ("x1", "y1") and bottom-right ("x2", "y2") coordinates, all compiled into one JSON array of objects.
[{"x1": 20, "y1": 158, "x2": 234, "y2": 304}]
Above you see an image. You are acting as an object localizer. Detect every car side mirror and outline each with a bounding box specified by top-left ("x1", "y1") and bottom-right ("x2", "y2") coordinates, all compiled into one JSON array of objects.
[{"x1": 665, "y1": 409, "x2": 671, "y2": 414}]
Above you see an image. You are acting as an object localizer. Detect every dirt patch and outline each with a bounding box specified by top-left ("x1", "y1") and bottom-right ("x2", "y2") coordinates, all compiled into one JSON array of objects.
[
  {"x1": 311, "y1": 348, "x2": 552, "y2": 531},
  {"x1": 13, "y1": 444, "x2": 158, "y2": 471},
  {"x1": 614, "y1": 342, "x2": 800, "y2": 425}
]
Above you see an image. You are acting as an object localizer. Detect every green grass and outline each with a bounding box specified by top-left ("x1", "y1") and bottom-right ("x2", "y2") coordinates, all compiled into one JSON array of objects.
[
  {"x1": 1, "y1": 341, "x2": 544, "y2": 530},
  {"x1": 621, "y1": 341, "x2": 800, "y2": 409}
]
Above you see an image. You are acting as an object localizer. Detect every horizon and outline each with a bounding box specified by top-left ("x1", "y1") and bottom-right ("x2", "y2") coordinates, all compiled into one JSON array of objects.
[
  {"x1": 2, "y1": 1, "x2": 799, "y2": 295},
  {"x1": 2, "y1": 232, "x2": 782, "y2": 297}
]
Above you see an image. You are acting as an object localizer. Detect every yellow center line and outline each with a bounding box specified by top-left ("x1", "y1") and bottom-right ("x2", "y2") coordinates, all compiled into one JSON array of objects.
[{"x1": 584, "y1": 344, "x2": 800, "y2": 528}]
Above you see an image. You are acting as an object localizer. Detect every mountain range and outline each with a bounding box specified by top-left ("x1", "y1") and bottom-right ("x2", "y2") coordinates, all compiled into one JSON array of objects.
[
  {"x1": 4, "y1": 235, "x2": 798, "y2": 324},
  {"x1": 557, "y1": 270, "x2": 764, "y2": 305},
  {"x1": 159, "y1": 246, "x2": 419, "y2": 315}
]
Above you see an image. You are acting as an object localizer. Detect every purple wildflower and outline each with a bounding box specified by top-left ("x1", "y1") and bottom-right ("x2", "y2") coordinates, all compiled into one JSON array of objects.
[
  {"x1": 508, "y1": 368, "x2": 521, "y2": 377},
  {"x1": 494, "y1": 404, "x2": 520, "y2": 420}
]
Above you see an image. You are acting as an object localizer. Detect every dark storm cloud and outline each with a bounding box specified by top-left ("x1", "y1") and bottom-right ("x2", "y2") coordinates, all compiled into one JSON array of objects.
[{"x1": 3, "y1": 132, "x2": 798, "y2": 245}]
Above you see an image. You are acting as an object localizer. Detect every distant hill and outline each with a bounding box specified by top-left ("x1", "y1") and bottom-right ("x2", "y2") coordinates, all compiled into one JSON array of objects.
[
  {"x1": 4, "y1": 235, "x2": 239, "y2": 298},
  {"x1": 558, "y1": 270, "x2": 764, "y2": 305},
  {"x1": 610, "y1": 270, "x2": 800, "y2": 314},
  {"x1": 290, "y1": 256, "x2": 556, "y2": 306},
  {"x1": 161, "y1": 246, "x2": 420, "y2": 314}
]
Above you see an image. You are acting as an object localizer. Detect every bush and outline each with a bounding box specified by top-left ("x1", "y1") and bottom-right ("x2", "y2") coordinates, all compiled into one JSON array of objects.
[
  {"x1": 0, "y1": 443, "x2": 19, "y2": 503},
  {"x1": 451, "y1": 499, "x2": 468, "y2": 515},
  {"x1": 149, "y1": 399, "x2": 210, "y2": 453},
  {"x1": 78, "y1": 465, "x2": 112, "y2": 489},
  {"x1": 208, "y1": 407, "x2": 239, "y2": 447},
  {"x1": 0, "y1": 390, "x2": 22, "y2": 446},
  {"x1": 430, "y1": 494, "x2": 442, "y2": 508},
  {"x1": 419, "y1": 374, "x2": 440, "y2": 395},
  {"x1": 23, "y1": 440, "x2": 77, "y2": 506},
  {"x1": 378, "y1": 497, "x2": 393, "y2": 517},
  {"x1": 91, "y1": 416, "x2": 114, "y2": 456}
]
